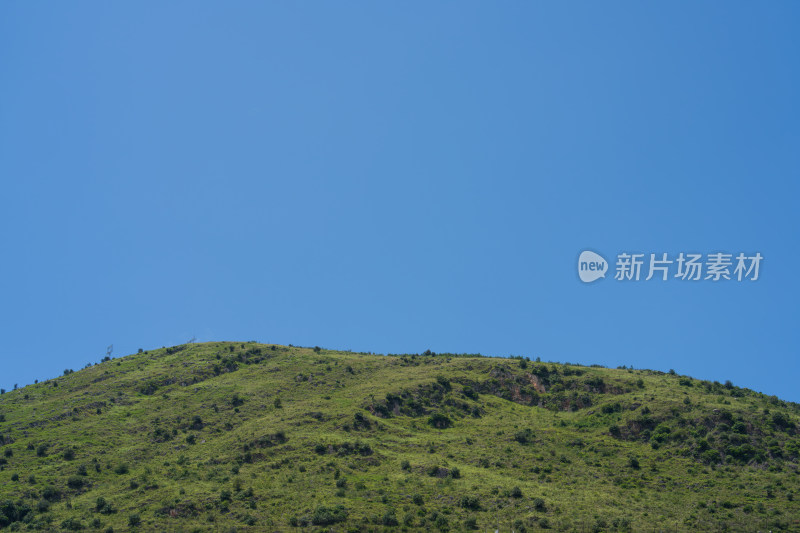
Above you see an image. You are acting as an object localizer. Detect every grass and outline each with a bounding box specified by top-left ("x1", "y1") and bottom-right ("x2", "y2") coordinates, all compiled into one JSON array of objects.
[{"x1": 0, "y1": 342, "x2": 798, "y2": 531}]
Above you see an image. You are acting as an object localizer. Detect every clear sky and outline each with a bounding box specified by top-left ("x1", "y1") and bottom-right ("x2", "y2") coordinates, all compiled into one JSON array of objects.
[{"x1": 1, "y1": 3, "x2": 798, "y2": 401}]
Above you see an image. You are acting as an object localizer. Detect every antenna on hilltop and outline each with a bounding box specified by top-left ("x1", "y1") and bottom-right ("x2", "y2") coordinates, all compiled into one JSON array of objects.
[
  {"x1": 188, "y1": 336, "x2": 196, "y2": 344},
  {"x1": 106, "y1": 345, "x2": 113, "y2": 358}
]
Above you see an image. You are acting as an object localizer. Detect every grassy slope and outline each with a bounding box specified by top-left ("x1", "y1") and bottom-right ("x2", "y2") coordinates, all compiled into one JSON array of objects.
[{"x1": 0, "y1": 342, "x2": 799, "y2": 532}]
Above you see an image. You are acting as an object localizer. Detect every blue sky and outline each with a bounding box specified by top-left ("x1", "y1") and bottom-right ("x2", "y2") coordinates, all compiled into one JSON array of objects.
[{"x1": 1, "y1": 3, "x2": 798, "y2": 401}]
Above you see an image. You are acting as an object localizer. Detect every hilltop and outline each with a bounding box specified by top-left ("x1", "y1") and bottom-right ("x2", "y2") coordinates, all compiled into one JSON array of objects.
[{"x1": 0, "y1": 342, "x2": 799, "y2": 532}]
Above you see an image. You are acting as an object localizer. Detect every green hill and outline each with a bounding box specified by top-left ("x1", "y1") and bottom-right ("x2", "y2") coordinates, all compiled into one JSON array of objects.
[{"x1": 1, "y1": 342, "x2": 799, "y2": 532}]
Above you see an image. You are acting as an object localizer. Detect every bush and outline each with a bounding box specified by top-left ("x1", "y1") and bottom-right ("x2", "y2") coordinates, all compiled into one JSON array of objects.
[
  {"x1": 514, "y1": 429, "x2": 534, "y2": 444},
  {"x1": 315, "y1": 443, "x2": 327, "y2": 455},
  {"x1": 427, "y1": 413, "x2": 452, "y2": 429},
  {"x1": 36, "y1": 444, "x2": 48, "y2": 457},
  {"x1": 381, "y1": 509, "x2": 399, "y2": 526},
  {"x1": 511, "y1": 486, "x2": 523, "y2": 498},
  {"x1": 533, "y1": 497, "x2": 546, "y2": 511},
  {"x1": 63, "y1": 449, "x2": 75, "y2": 460},
  {"x1": 628, "y1": 457, "x2": 640, "y2": 469},
  {"x1": 67, "y1": 475, "x2": 84, "y2": 489},
  {"x1": 310, "y1": 504, "x2": 348, "y2": 525},
  {"x1": 450, "y1": 466, "x2": 461, "y2": 478},
  {"x1": 114, "y1": 463, "x2": 129, "y2": 475},
  {"x1": 701, "y1": 449, "x2": 721, "y2": 464},
  {"x1": 60, "y1": 517, "x2": 84, "y2": 531},
  {"x1": 400, "y1": 459, "x2": 411, "y2": 471},
  {"x1": 42, "y1": 486, "x2": 61, "y2": 501},
  {"x1": 412, "y1": 494, "x2": 424, "y2": 505},
  {"x1": 0, "y1": 500, "x2": 32, "y2": 525},
  {"x1": 128, "y1": 513, "x2": 141, "y2": 527},
  {"x1": 460, "y1": 495, "x2": 480, "y2": 510}
]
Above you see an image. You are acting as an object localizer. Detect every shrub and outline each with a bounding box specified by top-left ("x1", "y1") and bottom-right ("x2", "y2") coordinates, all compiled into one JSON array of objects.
[
  {"x1": 381, "y1": 509, "x2": 399, "y2": 526},
  {"x1": 464, "y1": 516, "x2": 478, "y2": 529},
  {"x1": 67, "y1": 475, "x2": 84, "y2": 489},
  {"x1": 315, "y1": 443, "x2": 327, "y2": 455},
  {"x1": 450, "y1": 467, "x2": 461, "y2": 478},
  {"x1": 274, "y1": 398, "x2": 282, "y2": 409},
  {"x1": 60, "y1": 517, "x2": 84, "y2": 531},
  {"x1": 427, "y1": 413, "x2": 452, "y2": 429},
  {"x1": 128, "y1": 513, "x2": 141, "y2": 527},
  {"x1": 353, "y1": 412, "x2": 371, "y2": 429},
  {"x1": 533, "y1": 497, "x2": 546, "y2": 511},
  {"x1": 511, "y1": 486, "x2": 523, "y2": 498},
  {"x1": 0, "y1": 500, "x2": 32, "y2": 525},
  {"x1": 772, "y1": 412, "x2": 794, "y2": 431},
  {"x1": 42, "y1": 485, "x2": 61, "y2": 501},
  {"x1": 514, "y1": 429, "x2": 534, "y2": 444},
  {"x1": 36, "y1": 444, "x2": 48, "y2": 457},
  {"x1": 401, "y1": 460, "x2": 411, "y2": 471},
  {"x1": 114, "y1": 463, "x2": 129, "y2": 475},
  {"x1": 412, "y1": 494, "x2": 424, "y2": 505},
  {"x1": 702, "y1": 449, "x2": 721, "y2": 464},
  {"x1": 460, "y1": 495, "x2": 480, "y2": 510},
  {"x1": 310, "y1": 505, "x2": 348, "y2": 525},
  {"x1": 63, "y1": 448, "x2": 75, "y2": 460},
  {"x1": 628, "y1": 457, "x2": 640, "y2": 469}
]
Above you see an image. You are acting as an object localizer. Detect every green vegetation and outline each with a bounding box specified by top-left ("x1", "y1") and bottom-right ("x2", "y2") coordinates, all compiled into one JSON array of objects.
[{"x1": 0, "y1": 342, "x2": 798, "y2": 530}]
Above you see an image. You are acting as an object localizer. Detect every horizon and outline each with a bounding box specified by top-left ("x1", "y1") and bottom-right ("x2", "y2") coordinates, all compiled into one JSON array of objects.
[{"x1": 3, "y1": 340, "x2": 795, "y2": 406}]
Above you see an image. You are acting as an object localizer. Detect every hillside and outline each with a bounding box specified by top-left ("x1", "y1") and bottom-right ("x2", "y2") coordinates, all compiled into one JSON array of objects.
[{"x1": 0, "y1": 342, "x2": 799, "y2": 532}]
